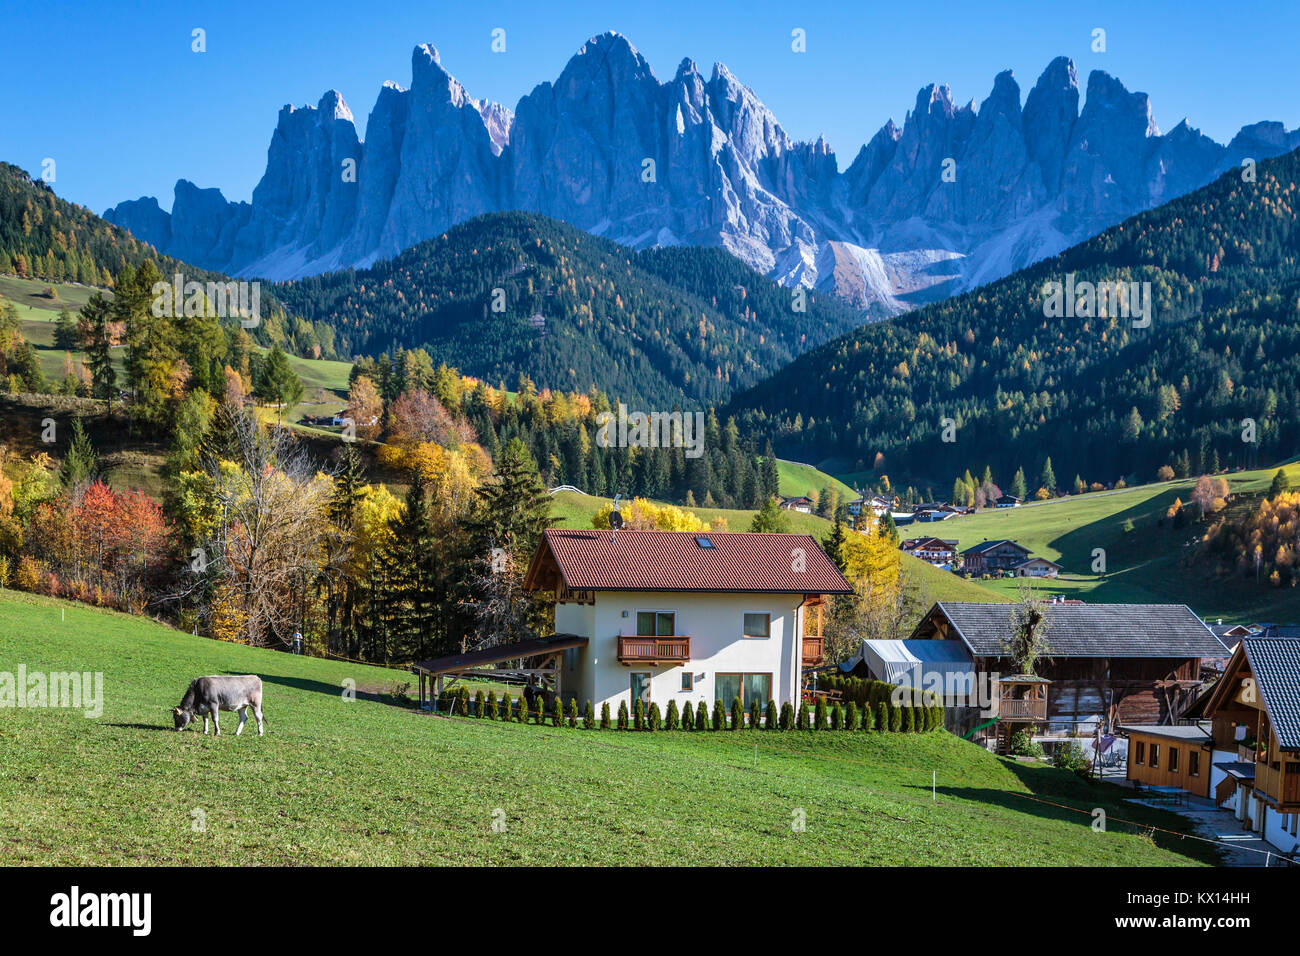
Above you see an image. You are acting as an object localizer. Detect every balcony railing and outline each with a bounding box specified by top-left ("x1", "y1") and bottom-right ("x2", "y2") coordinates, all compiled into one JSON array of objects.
[
  {"x1": 802, "y1": 636, "x2": 824, "y2": 666},
  {"x1": 1254, "y1": 761, "x2": 1300, "y2": 808},
  {"x1": 997, "y1": 698, "x2": 1047, "y2": 721},
  {"x1": 618, "y1": 635, "x2": 690, "y2": 664}
]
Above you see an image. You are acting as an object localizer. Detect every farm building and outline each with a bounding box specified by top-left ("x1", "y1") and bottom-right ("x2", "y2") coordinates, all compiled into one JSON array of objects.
[
  {"x1": 960, "y1": 539, "x2": 1031, "y2": 574},
  {"x1": 899, "y1": 537, "x2": 959, "y2": 568},
  {"x1": 521, "y1": 529, "x2": 852, "y2": 715},
  {"x1": 1123, "y1": 723, "x2": 1214, "y2": 799},
  {"x1": 905, "y1": 602, "x2": 1227, "y2": 751},
  {"x1": 1014, "y1": 557, "x2": 1062, "y2": 578}
]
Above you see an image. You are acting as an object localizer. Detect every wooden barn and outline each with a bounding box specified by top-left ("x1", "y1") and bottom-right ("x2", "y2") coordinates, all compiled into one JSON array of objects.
[{"x1": 908, "y1": 602, "x2": 1227, "y2": 737}]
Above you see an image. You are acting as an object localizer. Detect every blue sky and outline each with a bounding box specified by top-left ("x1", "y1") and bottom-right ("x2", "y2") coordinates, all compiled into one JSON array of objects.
[{"x1": 2, "y1": 0, "x2": 1295, "y2": 214}]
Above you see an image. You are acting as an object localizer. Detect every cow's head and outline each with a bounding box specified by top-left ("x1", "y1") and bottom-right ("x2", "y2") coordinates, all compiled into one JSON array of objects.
[{"x1": 172, "y1": 707, "x2": 193, "y2": 731}]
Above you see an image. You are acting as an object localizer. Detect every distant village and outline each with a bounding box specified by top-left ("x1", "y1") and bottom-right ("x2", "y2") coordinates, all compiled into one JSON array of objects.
[{"x1": 777, "y1": 490, "x2": 1058, "y2": 579}]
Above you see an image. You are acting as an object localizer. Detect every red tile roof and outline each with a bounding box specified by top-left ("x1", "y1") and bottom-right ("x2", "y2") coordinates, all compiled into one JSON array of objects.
[{"x1": 527, "y1": 529, "x2": 853, "y2": 594}]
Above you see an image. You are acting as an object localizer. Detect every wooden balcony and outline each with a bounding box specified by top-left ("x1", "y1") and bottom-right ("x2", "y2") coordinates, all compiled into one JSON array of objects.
[
  {"x1": 1253, "y1": 761, "x2": 1300, "y2": 809},
  {"x1": 997, "y1": 698, "x2": 1047, "y2": 721},
  {"x1": 617, "y1": 635, "x2": 690, "y2": 664},
  {"x1": 802, "y1": 636, "x2": 824, "y2": 666}
]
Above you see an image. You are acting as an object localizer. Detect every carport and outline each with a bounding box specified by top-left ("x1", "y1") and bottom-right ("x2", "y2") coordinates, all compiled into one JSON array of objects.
[{"x1": 411, "y1": 634, "x2": 588, "y2": 713}]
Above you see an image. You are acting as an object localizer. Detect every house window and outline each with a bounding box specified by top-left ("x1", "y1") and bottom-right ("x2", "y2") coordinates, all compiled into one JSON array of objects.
[
  {"x1": 1168, "y1": 747, "x2": 1179, "y2": 773},
  {"x1": 1135, "y1": 741, "x2": 1145, "y2": 764},
  {"x1": 636, "y1": 611, "x2": 675, "y2": 636},
  {"x1": 1189, "y1": 750, "x2": 1200, "y2": 777},
  {"x1": 1149, "y1": 743, "x2": 1160, "y2": 769},
  {"x1": 681, "y1": 672, "x2": 693, "y2": 692},
  {"x1": 715, "y1": 673, "x2": 772, "y2": 710},
  {"x1": 743, "y1": 612, "x2": 771, "y2": 638},
  {"x1": 630, "y1": 672, "x2": 651, "y2": 705}
]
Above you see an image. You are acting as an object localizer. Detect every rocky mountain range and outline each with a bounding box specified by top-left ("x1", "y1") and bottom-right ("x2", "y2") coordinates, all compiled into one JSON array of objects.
[{"x1": 105, "y1": 32, "x2": 1300, "y2": 313}]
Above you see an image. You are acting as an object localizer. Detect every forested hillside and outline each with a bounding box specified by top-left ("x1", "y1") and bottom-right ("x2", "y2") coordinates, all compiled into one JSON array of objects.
[
  {"x1": 273, "y1": 212, "x2": 862, "y2": 409},
  {"x1": 0, "y1": 163, "x2": 341, "y2": 361},
  {"x1": 727, "y1": 148, "x2": 1300, "y2": 490}
]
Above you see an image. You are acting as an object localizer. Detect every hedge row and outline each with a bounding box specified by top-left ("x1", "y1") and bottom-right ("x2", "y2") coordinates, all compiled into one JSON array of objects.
[
  {"x1": 814, "y1": 673, "x2": 940, "y2": 709},
  {"x1": 436, "y1": 687, "x2": 944, "y2": 732}
]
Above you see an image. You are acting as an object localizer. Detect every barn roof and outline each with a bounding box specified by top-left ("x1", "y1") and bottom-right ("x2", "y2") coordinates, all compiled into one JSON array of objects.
[
  {"x1": 961, "y1": 539, "x2": 1029, "y2": 556},
  {"x1": 911, "y1": 602, "x2": 1227, "y2": 659},
  {"x1": 524, "y1": 529, "x2": 852, "y2": 595}
]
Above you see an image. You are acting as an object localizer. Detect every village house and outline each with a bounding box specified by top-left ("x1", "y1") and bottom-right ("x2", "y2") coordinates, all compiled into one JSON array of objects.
[
  {"x1": 1122, "y1": 723, "x2": 1214, "y2": 799},
  {"x1": 995, "y1": 494, "x2": 1022, "y2": 508},
  {"x1": 1183, "y1": 636, "x2": 1300, "y2": 855},
  {"x1": 899, "y1": 537, "x2": 959, "y2": 569},
  {"x1": 778, "y1": 495, "x2": 813, "y2": 514},
  {"x1": 910, "y1": 503, "x2": 964, "y2": 523},
  {"x1": 901, "y1": 602, "x2": 1226, "y2": 753},
  {"x1": 1014, "y1": 556, "x2": 1061, "y2": 578},
  {"x1": 518, "y1": 529, "x2": 852, "y2": 715},
  {"x1": 960, "y1": 539, "x2": 1031, "y2": 574}
]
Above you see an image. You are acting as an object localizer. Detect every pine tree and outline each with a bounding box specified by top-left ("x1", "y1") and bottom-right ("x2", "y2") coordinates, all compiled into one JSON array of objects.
[
  {"x1": 53, "y1": 307, "x2": 77, "y2": 350},
  {"x1": 765, "y1": 699, "x2": 778, "y2": 730},
  {"x1": 823, "y1": 513, "x2": 848, "y2": 571},
  {"x1": 78, "y1": 292, "x2": 116, "y2": 409},
  {"x1": 582, "y1": 700, "x2": 594, "y2": 729},
  {"x1": 750, "y1": 496, "x2": 791, "y2": 532},
  {"x1": 254, "y1": 345, "x2": 304, "y2": 426},
  {"x1": 1011, "y1": 467, "x2": 1027, "y2": 500},
  {"x1": 1040, "y1": 457, "x2": 1057, "y2": 495},
  {"x1": 60, "y1": 417, "x2": 97, "y2": 486}
]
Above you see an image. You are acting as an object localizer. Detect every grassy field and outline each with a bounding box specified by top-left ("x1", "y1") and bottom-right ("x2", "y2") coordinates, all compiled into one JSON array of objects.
[
  {"x1": 931, "y1": 462, "x2": 1300, "y2": 621},
  {"x1": 0, "y1": 589, "x2": 1215, "y2": 866},
  {"x1": 549, "y1": 488, "x2": 833, "y2": 535},
  {"x1": 776, "y1": 459, "x2": 857, "y2": 503}
]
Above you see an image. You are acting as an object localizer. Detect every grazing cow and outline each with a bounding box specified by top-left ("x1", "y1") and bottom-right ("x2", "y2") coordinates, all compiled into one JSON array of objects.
[{"x1": 172, "y1": 675, "x2": 264, "y2": 736}]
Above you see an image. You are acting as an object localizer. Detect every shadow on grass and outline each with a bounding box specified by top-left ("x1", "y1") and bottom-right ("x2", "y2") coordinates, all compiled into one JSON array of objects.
[
  {"x1": 251, "y1": 672, "x2": 415, "y2": 709},
  {"x1": 104, "y1": 722, "x2": 170, "y2": 732},
  {"x1": 922, "y1": 758, "x2": 1221, "y2": 864}
]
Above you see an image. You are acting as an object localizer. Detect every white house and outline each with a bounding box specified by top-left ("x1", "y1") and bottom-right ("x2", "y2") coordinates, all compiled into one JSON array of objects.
[
  {"x1": 1014, "y1": 556, "x2": 1062, "y2": 578},
  {"x1": 522, "y1": 529, "x2": 852, "y2": 714}
]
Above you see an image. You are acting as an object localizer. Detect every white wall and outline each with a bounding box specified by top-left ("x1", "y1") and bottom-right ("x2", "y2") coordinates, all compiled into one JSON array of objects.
[
  {"x1": 1263, "y1": 806, "x2": 1300, "y2": 857},
  {"x1": 1206, "y1": 748, "x2": 1238, "y2": 804},
  {"x1": 554, "y1": 590, "x2": 806, "y2": 713}
]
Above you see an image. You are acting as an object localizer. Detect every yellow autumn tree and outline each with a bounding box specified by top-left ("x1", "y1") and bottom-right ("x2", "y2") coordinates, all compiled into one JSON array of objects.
[{"x1": 591, "y1": 497, "x2": 706, "y2": 531}]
